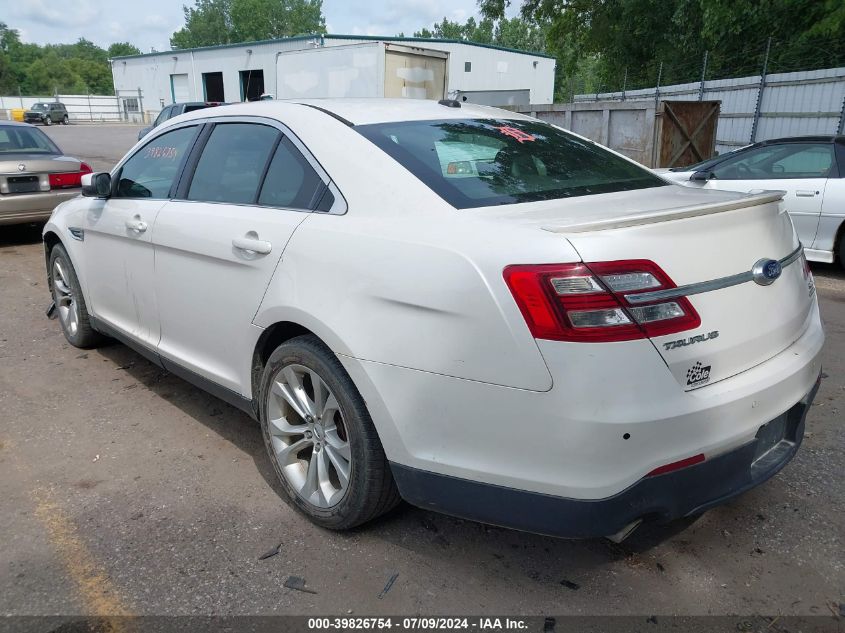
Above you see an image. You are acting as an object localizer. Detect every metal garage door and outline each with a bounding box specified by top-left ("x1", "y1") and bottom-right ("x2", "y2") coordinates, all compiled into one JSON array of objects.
[
  {"x1": 384, "y1": 50, "x2": 446, "y2": 100},
  {"x1": 170, "y1": 74, "x2": 189, "y2": 103}
]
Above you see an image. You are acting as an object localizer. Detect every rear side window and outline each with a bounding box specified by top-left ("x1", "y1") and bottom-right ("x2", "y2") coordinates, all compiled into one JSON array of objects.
[
  {"x1": 187, "y1": 123, "x2": 280, "y2": 204},
  {"x1": 356, "y1": 118, "x2": 666, "y2": 209},
  {"x1": 257, "y1": 136, "x2": 324, "y2": 209},
  {"x1": 115, "y1": 126, "x2": 198, "y2": 199}
]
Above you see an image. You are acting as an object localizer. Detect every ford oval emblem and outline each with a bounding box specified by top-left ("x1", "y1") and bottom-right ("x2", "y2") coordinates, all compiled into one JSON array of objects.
[{"x1": 752, "y1": 258, "x2": 782, "y2": 286}]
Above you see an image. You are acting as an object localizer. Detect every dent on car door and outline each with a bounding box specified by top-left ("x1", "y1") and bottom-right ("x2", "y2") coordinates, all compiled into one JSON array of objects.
[
  {"x1": 706, "y1": 142, "x2": 832, "y2": 247},
  {"x1": 152, "y1": 120, "x2": 329, "y2": 393},
  {"x1": 81, "y1": 125, "x2": 199, "y2": 348}
]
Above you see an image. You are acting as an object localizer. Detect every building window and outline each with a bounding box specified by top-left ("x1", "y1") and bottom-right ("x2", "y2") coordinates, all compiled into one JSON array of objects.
[
  {"x1": 202, "y1": 72, "x2": 225, "y2": 102},
  {"x1": 239, "y1": 69, "x2": 265, "y2": 102},
  {"x1": 464, "y1": 61, "x2": 472, "y2": 72},
  {"x1": 123, "y1": 98, "x2": 139, "y2": 113}
]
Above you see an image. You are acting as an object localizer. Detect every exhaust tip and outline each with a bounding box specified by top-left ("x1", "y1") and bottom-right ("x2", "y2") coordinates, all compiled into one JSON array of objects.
[{"x1": 605, "y1": 519, "x2": 643, "y2": 543}]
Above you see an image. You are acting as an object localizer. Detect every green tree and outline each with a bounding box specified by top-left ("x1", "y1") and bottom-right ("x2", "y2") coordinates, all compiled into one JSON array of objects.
[
  {"x1": 170, "y1": 0, "x2": 325, "y2": 48},
  {"x1": 481, "y1": 0, "x2": 845, "y2": 94},
  {"x1": 0, "y1": 24, "x2": 140, "y2": 95},
  {"x1": 413, "y1": 15, "x2": 546, "y2": 52},
  {"x1": 108, "y1": 42, "x2": 142, "y2": 58}
]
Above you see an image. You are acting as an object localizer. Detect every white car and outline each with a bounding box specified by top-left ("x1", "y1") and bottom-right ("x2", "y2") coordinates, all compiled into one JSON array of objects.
[
  {"x1": 657, "y1": 136, "x2": 845, "y2": 267},
  {"x1": 43, "y1": 99, "x2": 823, "y2": 540}
]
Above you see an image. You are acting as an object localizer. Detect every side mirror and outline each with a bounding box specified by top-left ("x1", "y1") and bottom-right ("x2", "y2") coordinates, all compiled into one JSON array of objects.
[
  {"x1": 82, "y1": 172, "x2": 111, "y2": 198},
  {"x1": 138, "y1": 127, "x2": 151, "y2": 141},
  {"x1": 690, "y1": 170, "x2": 713, "y2": 182}
]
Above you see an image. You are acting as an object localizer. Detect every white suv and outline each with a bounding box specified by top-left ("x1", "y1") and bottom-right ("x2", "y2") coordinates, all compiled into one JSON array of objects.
[{"x1": 43, "y1": 99, "x2": 823, "y2": 540}]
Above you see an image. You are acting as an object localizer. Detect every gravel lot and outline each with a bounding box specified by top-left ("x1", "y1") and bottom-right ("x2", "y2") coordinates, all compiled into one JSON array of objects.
[{"x1": 0, "y1": 124, "x2": 842, "y2": 617}]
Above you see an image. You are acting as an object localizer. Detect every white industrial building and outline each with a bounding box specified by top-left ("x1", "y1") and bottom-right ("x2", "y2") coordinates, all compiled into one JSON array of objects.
[{"x1": 110, "y1": 34, "x2": 555, "y2": 120}]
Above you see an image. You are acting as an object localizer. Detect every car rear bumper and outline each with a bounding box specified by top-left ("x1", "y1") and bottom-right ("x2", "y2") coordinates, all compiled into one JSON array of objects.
[
  {"x1": 0, "y1": 190, "x2": 79, "y2": 225},
  {"x1": 391, "y1": 375, "x2": 819, "y2": 539}
]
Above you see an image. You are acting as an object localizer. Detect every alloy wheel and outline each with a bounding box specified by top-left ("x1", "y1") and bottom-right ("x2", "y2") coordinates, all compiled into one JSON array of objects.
[
  {"x1": 267, "y1": 363, "x2": 352, "y2": 508},
  {"x1": 52, "y1": 259, "x2": 79, "y2": 336}
]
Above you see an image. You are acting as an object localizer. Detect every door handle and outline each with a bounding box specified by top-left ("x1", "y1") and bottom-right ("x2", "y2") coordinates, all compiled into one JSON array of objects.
[
  {"x1": 232, "y1": 235, "x2": 272, "y2": 255},
  {"x1": 125, "y1": 217, "x2": 148, "y2": 232},
  {"x1": 795, "y1": 190, "x2": 817, "y2": 197}
]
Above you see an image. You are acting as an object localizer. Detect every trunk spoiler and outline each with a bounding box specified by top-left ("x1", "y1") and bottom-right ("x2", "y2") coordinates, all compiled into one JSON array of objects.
[{"x1": 542, "y1": 191, "x2": 785, "y2": 234}]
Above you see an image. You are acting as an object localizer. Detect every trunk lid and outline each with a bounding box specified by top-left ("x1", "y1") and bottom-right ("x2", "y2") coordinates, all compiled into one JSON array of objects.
[
  {"x1": 0, "y1": 155, "x2": 86, "y2": 194},
  {"x1": 0, "y1": 154, "x2": 82, "y2": 174},
  {"x1": 481, "y1": 185, "x2": 815, "y2": 390}
]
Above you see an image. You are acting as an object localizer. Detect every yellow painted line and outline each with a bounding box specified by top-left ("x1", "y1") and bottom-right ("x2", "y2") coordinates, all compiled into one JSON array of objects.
[
  {"x1": 32, "y1": 489, "x2": 133, "y2": 619},
  {"x1": 3, "y1": 437, "x2": 134, "y2": 628}
]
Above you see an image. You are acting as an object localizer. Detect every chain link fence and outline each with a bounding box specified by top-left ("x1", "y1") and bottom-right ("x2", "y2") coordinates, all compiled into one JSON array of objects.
[{"x1": 0, "y1": 89, "x2": 147, "y2": 123}]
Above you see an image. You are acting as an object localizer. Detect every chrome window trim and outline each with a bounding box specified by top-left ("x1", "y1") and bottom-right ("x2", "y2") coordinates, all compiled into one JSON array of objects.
[
  {"x1": 165, "y1": 114, "x2": 347, "y2": 215},
  {"x1": 624, "y1": 244, "x2": 804, "y2": 305}
]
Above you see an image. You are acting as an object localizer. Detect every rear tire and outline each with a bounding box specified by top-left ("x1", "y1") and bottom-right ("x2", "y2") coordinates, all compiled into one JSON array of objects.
[
  {"x1": 49, "y1": 244, "x2": 104, "y2": 349},
  {"x1": 258, "y1": 335, "x2": 400, "y2": 529},
  {"x1": 62, "y1": 114, "x2": 69, "y2": 125},
  {"x1": 838, "y1": 231, "x2": 845, "y2": 270}
]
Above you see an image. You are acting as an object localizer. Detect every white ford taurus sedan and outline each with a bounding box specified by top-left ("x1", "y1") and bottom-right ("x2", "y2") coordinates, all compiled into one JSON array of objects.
[{"x1": 42, "y1": 99, "x2": 823, "y2": 540}]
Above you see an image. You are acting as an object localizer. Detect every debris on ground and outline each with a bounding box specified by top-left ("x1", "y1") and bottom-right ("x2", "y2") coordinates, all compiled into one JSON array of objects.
[
  {"x1": 283, "y1": 576, "x2": 316, "y2": 594},
  {"x1": 258, "y1": 542, "x2": 282, "y2": 561},
  {"x1": 560, "y1": 579, "x2": 580, "y2": 591},
  {"x1": 378, "y1": 572, "x2": 399, "y2": 599}
]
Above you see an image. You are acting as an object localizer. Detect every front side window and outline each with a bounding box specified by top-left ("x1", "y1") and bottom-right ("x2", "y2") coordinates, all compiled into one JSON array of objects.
[
  {"x1": 0, "y1": 126, "x2": 61, "y2": 154},
  {"x1": 154, "y1": 107, "x2": 172, "y2": 127},
  {"x1": 712, "y1": 143, "x2": 834, "y2": 180},
  {"x1": 356, "y1": 118, "x2": 666, "y2": 209},
  {"x1": 115, "y1": 126, "x2": 197, "y2": 199},
  {"x1": 187, "y1": 123, "x2": 280, "y2": 204}
]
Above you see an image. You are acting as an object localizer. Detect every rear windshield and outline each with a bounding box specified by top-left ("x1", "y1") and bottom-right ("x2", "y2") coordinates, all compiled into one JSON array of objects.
[
  {"x1": 0, "y1": 126, "x2": 61, "y2": 154},
  {"x1": 356, "y1": 118, "x2": 667, "y2": 209}
]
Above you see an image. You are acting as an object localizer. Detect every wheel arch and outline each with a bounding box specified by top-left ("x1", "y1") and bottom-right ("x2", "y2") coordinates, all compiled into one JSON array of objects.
[
  {"x1": 835, "y1": 217, "x2": 845, "y2": 267},
  {"x1": 249, "y1": 317, "x2": 405, "y2": 464},
  {"x1": 42, "y1": 229, "x2": 64, "y2": 292},
  {"x1": 42, "y1": 228, "x2": 93, "y2": 309}
]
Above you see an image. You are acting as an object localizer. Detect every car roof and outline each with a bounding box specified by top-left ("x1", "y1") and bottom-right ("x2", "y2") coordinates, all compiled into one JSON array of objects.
[
  {"x1": 0, "y1": 120, "x2": 36, "y2": 128},
  {"x1": 292, "y1": 98, "x2": 534, "y2": 126},
  {"x1": 759, "y1": 135, "x2": 844, "y2": 145},
  {"x1": 176, "y1": 98, "x2": 533, "y2": 127}
]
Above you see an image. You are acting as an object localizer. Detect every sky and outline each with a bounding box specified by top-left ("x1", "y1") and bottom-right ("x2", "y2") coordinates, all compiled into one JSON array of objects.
[{"x1": 0, "y1": 0, "x2": 517, "y2": 53}]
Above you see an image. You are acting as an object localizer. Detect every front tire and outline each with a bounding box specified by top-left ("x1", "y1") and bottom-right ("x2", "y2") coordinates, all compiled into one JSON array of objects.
[
  {"x1": 259, "y1": 335, "x2": 400, "y2": 529},
  {"x1": 49, "y1": 244, "x2": 103, "y2": 348},
  {"x1": 44, "y1": 116, "x2": 52, "y2": 126}
]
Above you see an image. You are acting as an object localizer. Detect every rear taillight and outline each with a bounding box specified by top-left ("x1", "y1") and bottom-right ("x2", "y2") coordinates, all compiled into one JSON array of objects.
[
  {"x1": 503, "y1": 260, "x2": 701, "y2": 343},
  {"x1": 49, "y1": 162, "x2": 92, "y2": 189}
]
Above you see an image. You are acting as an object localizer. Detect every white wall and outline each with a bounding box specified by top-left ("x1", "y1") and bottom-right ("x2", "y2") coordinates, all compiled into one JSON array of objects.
[{"x1": 111, "y1": 35, "x2": 556, "y2": 118}]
